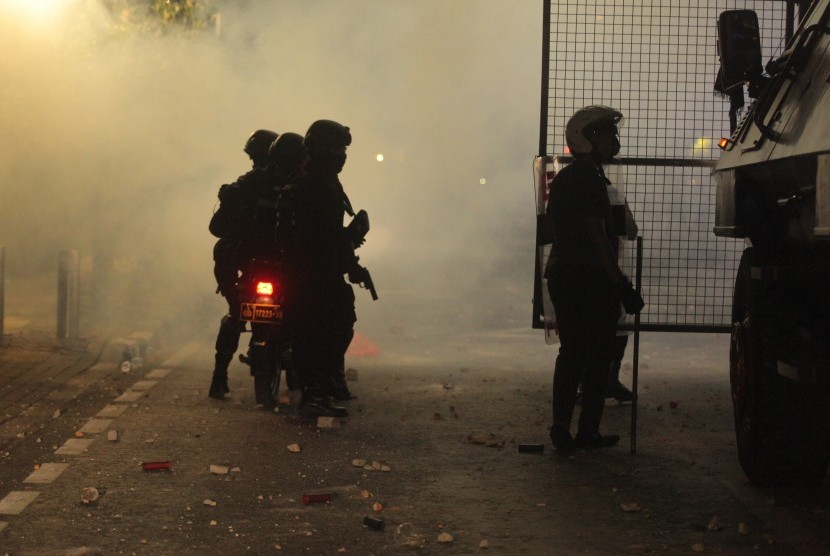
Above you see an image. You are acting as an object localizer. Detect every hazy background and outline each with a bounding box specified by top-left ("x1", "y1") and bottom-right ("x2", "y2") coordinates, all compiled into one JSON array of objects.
[{"x1": 0, "y1": 0, "x2": 544, "y2": 364}]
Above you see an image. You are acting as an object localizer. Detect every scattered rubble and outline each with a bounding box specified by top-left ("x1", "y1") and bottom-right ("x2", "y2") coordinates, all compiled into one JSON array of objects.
[
  {"x1": 363, "y1": 516, "x2": 384, "y2": 530},
  {"x1": 363, "y1": 461, "x2": 391, "y2": 472},
  {"x1": 142, "y1": 460, "x2": 171, "y2": 472},
  {"x1": 81, "y1": 487, "x2": 100, "y2": 505},
  {"x1": 468, "y1": 433, "x2": 505, "y2": 448},
  {"x1": 317, "y1": 416, "x2": 341, "y2": 429}
]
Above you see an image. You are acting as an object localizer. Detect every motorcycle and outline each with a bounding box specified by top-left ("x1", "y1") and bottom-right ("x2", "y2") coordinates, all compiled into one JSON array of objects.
[{"x1": 236, "y1": 258, "x2": 297, "y2": 407}]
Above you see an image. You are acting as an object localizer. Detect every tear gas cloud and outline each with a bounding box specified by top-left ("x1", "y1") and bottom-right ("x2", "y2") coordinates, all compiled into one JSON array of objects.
[{"x1": 0, "y1": 0, "x2": 542, "y2": 360}]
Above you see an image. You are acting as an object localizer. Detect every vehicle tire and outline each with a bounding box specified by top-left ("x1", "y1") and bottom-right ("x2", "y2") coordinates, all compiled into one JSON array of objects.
[
  {"x1": 281, "y1": 344, "x2": 300, "y2": 391},
  {"x1": 251, "y1": 325, "x2": 280, "y2": 407},
  {"x1": 730, "y1": 248, "x2": 829, "y2": 487}
]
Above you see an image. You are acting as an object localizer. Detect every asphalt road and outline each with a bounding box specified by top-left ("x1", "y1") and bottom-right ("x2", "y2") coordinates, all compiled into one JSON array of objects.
[{"x1": 0, "y1": 328, "x2": 829, "y2": 555}]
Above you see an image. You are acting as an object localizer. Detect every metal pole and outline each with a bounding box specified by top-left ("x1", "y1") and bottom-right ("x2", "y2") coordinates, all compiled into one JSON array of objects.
[
  {"x1": 57, "y1": 250, "x2": 69, "y2": 339},
  {"x1": 630, "y1": 236, "x2": 643, "y2": 455},
  {"x1": 69, "y1": 250, "x2": 80, "y2": 339},
  {"x1": 57, "y1": 249, "x2": 80, "y2": 340},
  {"x1": 538, "y1": 0, "x2": 551, "y2": 157},
  {"x1": 0, "y1": 245, "x2": 4, "y2": 345}
]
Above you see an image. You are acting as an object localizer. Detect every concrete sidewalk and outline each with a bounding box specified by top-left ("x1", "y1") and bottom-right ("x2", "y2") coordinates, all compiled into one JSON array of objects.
[{"x1": 0, "y1": 329, "x2": 156, "y2": 454}]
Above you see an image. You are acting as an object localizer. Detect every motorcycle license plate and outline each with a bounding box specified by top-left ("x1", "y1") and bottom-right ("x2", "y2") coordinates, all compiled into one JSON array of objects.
[{"x1": 240, "y1": 303, "x2": 283, "y2": 323}]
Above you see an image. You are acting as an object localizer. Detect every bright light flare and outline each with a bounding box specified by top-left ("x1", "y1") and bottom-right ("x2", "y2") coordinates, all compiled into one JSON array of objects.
[
  {"x1": 376, "y1": 154, "x2": 384, "y2": 162},
  {"x1": 5, "y1": 0, "x2": 72, "y2": 18},
  {"x1": 692, "y1": 137, "x2": 713, "y2": 152},
  {"x1": 479, "y1": 178, "x2": 487, "y2": 185},
  {"x1": 3, "y1": 0, "x2": 73, "y2": 29},
  {"x1": 255, "y1": 281, "x2": 274, "y2": 296}
]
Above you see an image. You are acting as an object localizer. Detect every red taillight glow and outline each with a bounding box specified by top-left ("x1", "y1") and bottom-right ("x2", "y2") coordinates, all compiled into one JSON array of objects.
[
  {"x1": 718, "y1": 138, "x2": 731, "y2": 150},
  {"x1": 256, "y1": 281, "x2": 274, "y2": 296}
]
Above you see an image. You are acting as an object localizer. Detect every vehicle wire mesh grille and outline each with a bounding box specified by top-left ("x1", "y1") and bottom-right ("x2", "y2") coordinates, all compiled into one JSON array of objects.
[{"x1": 539, "y1": 0, "x2": 792, "y2": 332}]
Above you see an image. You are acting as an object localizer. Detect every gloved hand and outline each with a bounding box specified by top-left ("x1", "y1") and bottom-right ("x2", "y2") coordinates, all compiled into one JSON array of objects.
[
  {"x1": 347, "y1": 263, "x2": 370, "y2": 285},
  {"x1": 619, "y1": 279, "x2": 645, "y2": 315}
]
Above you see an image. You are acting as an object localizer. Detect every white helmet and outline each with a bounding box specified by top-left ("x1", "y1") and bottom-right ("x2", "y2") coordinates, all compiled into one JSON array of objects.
[{"x1": 565, "y1": 105, "x2": 624, "y2": 154}]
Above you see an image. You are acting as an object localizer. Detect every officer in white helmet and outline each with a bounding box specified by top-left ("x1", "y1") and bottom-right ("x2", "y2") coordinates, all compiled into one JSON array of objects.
[{"x1": 542, "y1": 105, "x2": 644, "y2": 452}]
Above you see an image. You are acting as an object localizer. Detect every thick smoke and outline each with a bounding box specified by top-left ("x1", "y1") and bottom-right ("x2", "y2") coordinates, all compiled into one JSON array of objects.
[{"x1": 0, "y1": 1, "x2": 543, "y2": 361}]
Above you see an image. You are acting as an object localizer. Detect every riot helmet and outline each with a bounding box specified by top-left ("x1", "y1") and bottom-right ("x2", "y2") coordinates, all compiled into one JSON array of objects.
[
  {"x1": 565, "y1": 106, "x2": 623, "y2": 156},
  {"x1": 268, "y1": 132, "x2": 305, "y2": 175},
  {"x1": 303, "y1": 120, "x2": 351, "y2": 173},
  {"x1": 303, "y1": 120, "x2": 351, "y2": 155},
  {"x1": 244, "y1": 129, "x2": 279, "y2": 167}
]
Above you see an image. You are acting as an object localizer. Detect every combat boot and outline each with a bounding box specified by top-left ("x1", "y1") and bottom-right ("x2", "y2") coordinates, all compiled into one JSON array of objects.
[
  {"x1": 574, "y1": 432, "x2": 620, "y2": 449},
  {"x1": 298, "y1": 392, "x2": 349, "y2": 418},
  {"x1": 606, "y1": 380, "x2": 633, "y2": 403},
  {"x1": 208, "y1": 352, "x2": 233, "y2": 400},
  {"x1": 550, "y1": 424, "x2": 575, "y2": 453},
  {"x1": 326, "y1": 373, "x2": 354, "y2": 401}
]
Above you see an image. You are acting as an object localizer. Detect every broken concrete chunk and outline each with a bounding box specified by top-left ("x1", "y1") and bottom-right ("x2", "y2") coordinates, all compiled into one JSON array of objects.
[
  {"x1": 468, "y1": 433, "x2": 505, "y2": 448},
  {"x1": 203, "y1": 499, "x2": 218, "y2": 507},
  {"x1": 210, "y1": 465, "x2": 230, "y2": 475},
  {"x1": 317, "y1": 416, "x2": 341, "y2": 429},
  {"x1": 352, "y1": 459, "x2": 367, "y2": 468},
  {"x1": 81, "y1": 487, "x2": 100, "y2": 504},
  {"x1": 707, "y1": 515, "x2": 723, "y2": 532},
  {"x1": 479, "y1": 539, "x2": 490, "y2": 549},
  {"x1": 287, "y1": 443, "x2": 301, "y2": 453},
  {"x1": 437, "y1": 532, "x2": 454, "y2": 543},
  {"x1": 620, "y1": 502, "x2": 641, "y2": 512},
  {"x1": 107, "y1": 430, "x2": 118, "y2": 442},
  {"x1": 469, "y1": 434, "x2": 489, "y2": 444}
]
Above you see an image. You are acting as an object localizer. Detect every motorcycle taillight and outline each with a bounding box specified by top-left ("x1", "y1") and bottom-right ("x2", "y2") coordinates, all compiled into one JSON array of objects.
[{"x1": 255, "y1": 281, "x2": 275, "y2": 296}]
